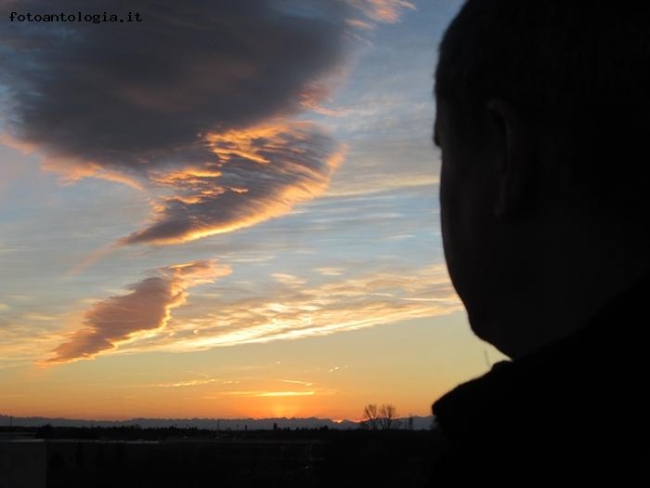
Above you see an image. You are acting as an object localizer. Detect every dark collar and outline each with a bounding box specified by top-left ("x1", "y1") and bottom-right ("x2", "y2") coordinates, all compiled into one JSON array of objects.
[{"x1": 433, "y1": 273, "x2": 650, "y2": 445}]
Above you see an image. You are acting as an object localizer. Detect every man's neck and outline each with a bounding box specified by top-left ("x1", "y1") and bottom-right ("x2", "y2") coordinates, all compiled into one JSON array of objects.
[{"x1": 500, "y1": 221, "x2": 650, "y2": 359}]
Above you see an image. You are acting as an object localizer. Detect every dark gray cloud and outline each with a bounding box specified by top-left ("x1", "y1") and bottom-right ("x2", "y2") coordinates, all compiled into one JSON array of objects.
[
  {"x1": 1, "y1": 0, "x2": 413, "y2": 246},
  {"x1": 1, "y1": 0, "x2": 348, "y2": 170}
]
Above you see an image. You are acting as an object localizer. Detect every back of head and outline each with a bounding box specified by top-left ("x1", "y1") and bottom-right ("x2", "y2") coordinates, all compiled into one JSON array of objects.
[{"x1": 436, "y1": 1, "x2": 650, "y2": 230}]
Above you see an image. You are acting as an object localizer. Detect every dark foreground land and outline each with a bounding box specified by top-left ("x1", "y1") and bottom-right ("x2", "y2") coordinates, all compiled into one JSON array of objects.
[{"x1": 0, "y1": 426, "x2": 442, "y2": 488}]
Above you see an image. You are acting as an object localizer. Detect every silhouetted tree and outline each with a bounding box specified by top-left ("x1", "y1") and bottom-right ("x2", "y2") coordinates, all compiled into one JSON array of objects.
[
  {"x1": 362, "y1": 404, "x2": 380, "y2": 430},
  {"x1": 378, "y1": 404, "x2": 398, "y2": 430},
  {"x1": 362, "y1": 403, "x2": 399, "y2": 430}
]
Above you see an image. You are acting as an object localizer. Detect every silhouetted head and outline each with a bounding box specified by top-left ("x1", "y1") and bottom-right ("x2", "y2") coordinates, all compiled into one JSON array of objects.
[{"x1": 434, "y1": 2, "x2": 650, "y2": 357}]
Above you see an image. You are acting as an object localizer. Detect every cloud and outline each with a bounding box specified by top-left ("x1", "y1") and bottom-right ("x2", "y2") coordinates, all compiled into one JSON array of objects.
[
  {"x1": 316, "y1": 268, "x2": 345, "y2": 277},
  {"x1": 108, "y1": 265, "x2": 461, "y2": 355},
  {"x1": 220, "y1": 390, "x2": 316, "y2": 398},
  {"x1": 0, "y1": 318, "x2": 53, "y2": 365},
  {"x1": 348, "y1": 0, "x2": 416, "y2": 23},
  {"x1": 256, "y1": 391, "x2": 315, "y2": 397},
  {"x1": 118, "y1": 122, "x2": 345, "y2": 245},
  {"x1": 48, "y1": 260, "x2": 230, "y2": 363},
  {"x1": 155, "y1": 378, "x2": 218, "y2": 388},
  {"x1": 0, "y1": 0, "x2": 417, "y2": 247},
  {"x1": 0, "y1": 0, "x2": 353, "y2": 244},
  {"x1": 1, "y1": 0, "x2": 348, "y2": 170}
]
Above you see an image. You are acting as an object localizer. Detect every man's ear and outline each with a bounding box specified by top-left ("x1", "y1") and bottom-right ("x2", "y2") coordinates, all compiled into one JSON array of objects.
[{"x1": 487, "y1": 99, "x2": 535, "y2": 220}]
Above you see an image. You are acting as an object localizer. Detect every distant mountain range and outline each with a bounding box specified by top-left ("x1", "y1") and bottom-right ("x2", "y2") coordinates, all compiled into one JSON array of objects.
[{"x1": 0, "y1": 414, "x2": 434, "y2": 431}]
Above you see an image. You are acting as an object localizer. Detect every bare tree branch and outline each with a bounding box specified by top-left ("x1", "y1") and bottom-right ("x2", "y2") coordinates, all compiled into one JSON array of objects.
[
  {"x1": 362, "y1": 403, "x2": 380, "y2": 430},
  {"x1": 379, "y1": 404, "x2": 397, "y2": 430},
  {"x1": 363, "y1": 403, "x2": 398, "y2": 430}
]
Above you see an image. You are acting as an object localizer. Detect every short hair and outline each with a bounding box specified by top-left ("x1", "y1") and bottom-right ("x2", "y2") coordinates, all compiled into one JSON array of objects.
[{"x1": 436, "y1": 1, "x2": 650, "y2": 223}]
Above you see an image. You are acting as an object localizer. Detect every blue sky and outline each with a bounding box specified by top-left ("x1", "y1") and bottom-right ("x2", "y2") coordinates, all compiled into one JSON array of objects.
[{"x1": 0, "y1": 0, "x2": 504, "y2": 420}]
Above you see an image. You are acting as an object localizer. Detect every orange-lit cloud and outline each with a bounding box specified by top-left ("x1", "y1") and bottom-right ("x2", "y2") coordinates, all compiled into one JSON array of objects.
[
  {"x1": 347, "y1": 0, "x2": 416, "y2": 24},
  {"x1": 252, "y1": 391, "x2": 315, "y2": 398},
  {"x1": 218, "y1": 380, "x2": 335, "y2": 399},
  {"x1": 48, "y1": 261, "x2": 230, "y2": 363},
  {"x1": 0, "y1": 320, "x2": 54, "y2": 365},
  {"x1": 155, "y1": 378, "x2": 218, "y2": 388},
  {"x1": 118, "y1": 122, "x2": 345, "y2": 246},
  {"x1": 108, "y1": 265, "x2": 461, "y2": 355}
]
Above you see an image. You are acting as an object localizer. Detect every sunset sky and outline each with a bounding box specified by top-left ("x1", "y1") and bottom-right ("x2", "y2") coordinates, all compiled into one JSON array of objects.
[{"x1": 0, "y1": 0, "x2": 504, "y2": 422}]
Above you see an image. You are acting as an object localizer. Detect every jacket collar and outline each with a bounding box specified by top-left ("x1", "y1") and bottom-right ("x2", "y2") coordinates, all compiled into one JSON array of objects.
[{"x1": 433, "y1": 273, "x2": 650, "y2": 444}]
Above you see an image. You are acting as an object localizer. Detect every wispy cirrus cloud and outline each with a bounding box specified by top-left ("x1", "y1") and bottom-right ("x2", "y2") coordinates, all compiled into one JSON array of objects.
[
  {"x1": 218, "y1": 378, "x2": 334, "y2": 399},
  {"x1": 107, "y1": 264, "x2": 460, "y2": 355},
  {"x1": 154, "y1": 378, "x2": 219, "y2": 389},
  {"x1": 236, "y1": 391, "x2": 316, "y2": 398},
  {"x1": 47, "y1": 261, "x2": 230, "y2": 363},
  {"x1": 0, "y1": 320, "x2": 53, "y2": 365}
]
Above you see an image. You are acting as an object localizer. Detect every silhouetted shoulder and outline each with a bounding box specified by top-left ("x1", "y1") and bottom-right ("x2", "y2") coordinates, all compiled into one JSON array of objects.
[{"x1": 430, "y1": 274, "x2": 650, "y2": 486}]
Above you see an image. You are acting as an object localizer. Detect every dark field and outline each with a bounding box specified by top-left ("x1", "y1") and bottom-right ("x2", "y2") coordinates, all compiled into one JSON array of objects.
[{"x1": 0, "y1": 426, "x2": 443, "y2": 487}]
